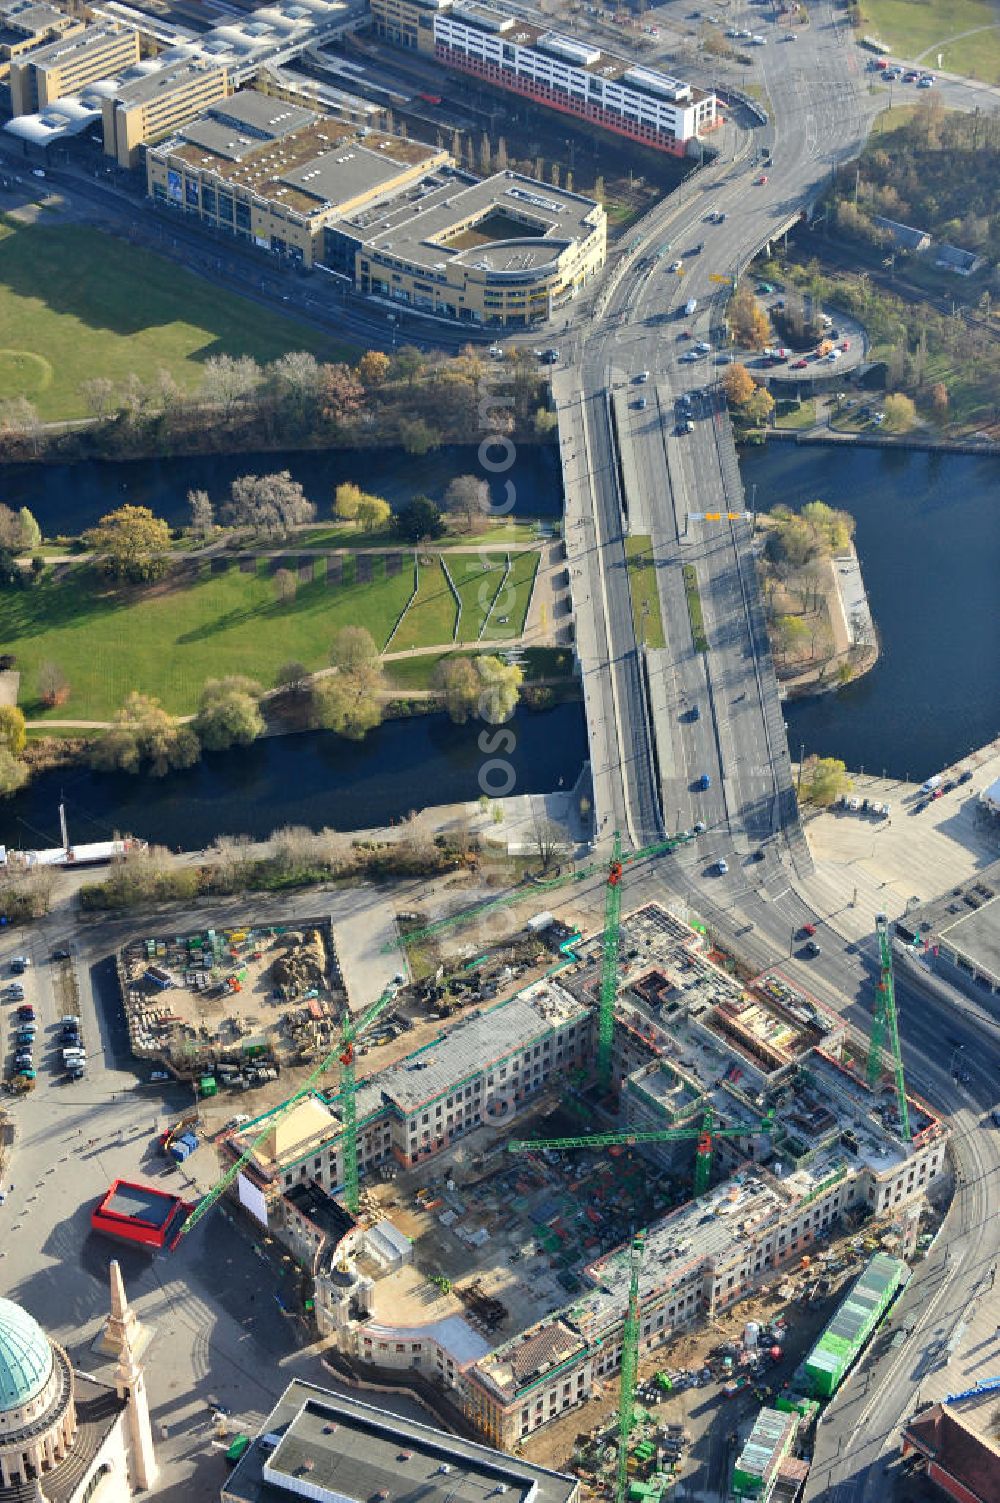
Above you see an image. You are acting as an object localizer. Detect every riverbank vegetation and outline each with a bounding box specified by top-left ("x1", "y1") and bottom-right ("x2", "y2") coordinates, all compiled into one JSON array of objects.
[
  {"x1": 757, "y1": 502, "x2": 875, "y2": 693},
  {"x1": 797, "y1": 755, "x2": 852, "y2": 808},
  {"x1": 78, "y1": 816, "x2": 471, "y2": 912}
]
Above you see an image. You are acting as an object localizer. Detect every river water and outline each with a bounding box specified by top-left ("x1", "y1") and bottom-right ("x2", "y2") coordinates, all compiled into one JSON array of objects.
[
  {"x1": 4, "y1": 442, "x2": 563, "y2": 535},
  {"x1": 0, "y1": 704, "x2": 587, "y2": 851},
  {"x1": 741, "y1": 443, "x2": 1000, "y2": 781},
  {"x1": 2, "y1": 440, "x2": 996, "y2": 848}
]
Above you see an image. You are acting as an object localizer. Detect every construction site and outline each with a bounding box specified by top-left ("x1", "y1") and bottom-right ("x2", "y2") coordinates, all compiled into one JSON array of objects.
[
  {"x1": 168, "y1": 829, "x2": 950, "y2": 1500},
  {"x1": 116, "y1": 918, "x2": 348, "y2": 1089}
]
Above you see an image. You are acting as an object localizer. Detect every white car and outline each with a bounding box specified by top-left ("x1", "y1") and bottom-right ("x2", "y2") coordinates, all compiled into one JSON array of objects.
[
  {"x1": 695, "y1": 341, "x2": 712, "y2": 354},
  {"x1": 716, "y1": 859, "x2": 729, "y2": 875},
  {"x1": 669, "y1": 260, "x2": 683, "y2": 273},
  {"x1": 636, "y1": 370, "x2": 650, "y2": 382}
]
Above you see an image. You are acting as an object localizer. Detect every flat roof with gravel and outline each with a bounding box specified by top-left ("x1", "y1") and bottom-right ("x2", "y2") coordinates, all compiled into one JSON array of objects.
[{"x1": 222, "y1": 1382, "x2": 578, "y2": 1503}]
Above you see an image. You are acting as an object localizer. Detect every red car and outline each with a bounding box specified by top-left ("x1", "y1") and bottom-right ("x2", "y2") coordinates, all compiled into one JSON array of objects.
[
  {"x1": 800, "y1": 923, "x2": 817, "y2": 937},
  {"x1": 755, "y1": 174, "x2": 769, "y2": 185},
  {"x1": 791, "y1": 358, "x2": 808, "y2": 369},
  {"x1": 840, "y1": 339, "x2": 850, "y2": 351}
]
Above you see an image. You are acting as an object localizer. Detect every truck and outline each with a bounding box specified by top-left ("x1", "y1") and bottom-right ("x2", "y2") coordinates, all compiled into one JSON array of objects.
[
  {"x1": 920, "y1": 774, "x2": 943, "y2": 794},
  {"x1": 684, "y1": 298, "x2": 698, "y2": 316}
]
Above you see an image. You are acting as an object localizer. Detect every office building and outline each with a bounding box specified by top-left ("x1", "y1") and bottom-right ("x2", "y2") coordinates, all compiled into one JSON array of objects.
[
  {"x1": 0, "y1": 0, "x2": 81, "y2": 83},
  {"x1": 102, "y1": 54, "x2": 228, "y2": 168},
  {"x1": 9, "y1": 22, "x2": 139, "y2": 115},
  {"x1": 370, "y1": 0, "x2": 718, "y2": 155}
]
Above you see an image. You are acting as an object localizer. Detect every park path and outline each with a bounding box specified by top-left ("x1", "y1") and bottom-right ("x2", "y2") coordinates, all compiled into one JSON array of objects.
[
  {"x1": 914, "y1": 21, "x2": 1000, "y2": 63},
  {"x1": 23, "y1": 641, "x2": 552, "y2": 731}
]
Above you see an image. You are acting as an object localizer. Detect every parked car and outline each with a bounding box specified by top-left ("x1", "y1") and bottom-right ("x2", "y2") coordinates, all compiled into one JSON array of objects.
[
  {"x1": 791, "y1": 358, "x2": 808, "y2": 369},
  {"x1": 698, "y1": 773, "x2": 712, "y2": 790},
  {"x1": 800, "y1": 923, "x2": 817, "y2": 937},
  {"x1": 804, "y1": 940, "x2": 821, "y2": 957},
  {"x1": 715, "y1": 859, "x2": 729, "y2": 875}
]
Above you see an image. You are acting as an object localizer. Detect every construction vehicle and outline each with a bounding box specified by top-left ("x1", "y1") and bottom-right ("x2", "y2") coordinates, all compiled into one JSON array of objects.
[
  {"x1": 868, "y1": 914, "x2": 910, "y2": 1141},
  {"x1": 508, "y1": 1110, "x2": 775, "y2": 1197},
  {"x1": 175, "y1": 979, "x2": 399, "y2": 1241}
]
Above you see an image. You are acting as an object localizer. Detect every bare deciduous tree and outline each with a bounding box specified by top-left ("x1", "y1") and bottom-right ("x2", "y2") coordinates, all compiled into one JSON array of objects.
[{"x1": 224, "y1": 471, "x2": 316, "y2": 538}]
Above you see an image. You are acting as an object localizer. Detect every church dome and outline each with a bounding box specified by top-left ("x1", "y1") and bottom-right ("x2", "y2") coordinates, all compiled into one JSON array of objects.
[{"x1": 0, "y1": 1298, "x2": 54, "y2": 1412}]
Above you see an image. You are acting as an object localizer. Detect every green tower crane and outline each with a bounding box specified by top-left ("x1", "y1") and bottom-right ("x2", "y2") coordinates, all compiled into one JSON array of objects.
[
  {"x1": 615, "y1": 1231, "x2": 646, "y2": 1503},
  {"x1": 867, "y1": 912, "x2": 910, "y2": 1142},
  {"x1": 386, "y1": 828, "x2": 696, "y2": 955},
  {"x1": 507, "y1": 1110, "x2": 774, "y2": 1197},
  {"x1": 175, "y1": 981, "x2": 399, "y2": 1240}
]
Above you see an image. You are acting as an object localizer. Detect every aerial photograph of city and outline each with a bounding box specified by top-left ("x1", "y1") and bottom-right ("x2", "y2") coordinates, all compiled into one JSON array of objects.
[{"x1": 0, "y1": 0, "x2": 998, "y2": 1498}]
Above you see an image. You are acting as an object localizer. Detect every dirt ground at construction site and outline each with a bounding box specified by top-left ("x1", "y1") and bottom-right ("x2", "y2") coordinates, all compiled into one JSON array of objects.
[
  {"x1": 354, "y1": 1095, "x2": 679, "y2": 1338},
  {"x1": 516, "y1": 1225, "x2": 901, "y2": 1489}
]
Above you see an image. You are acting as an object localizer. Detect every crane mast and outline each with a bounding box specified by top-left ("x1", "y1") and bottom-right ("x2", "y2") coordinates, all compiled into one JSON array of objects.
[
  {"x1": 615, "y1": 1232, "x2": 646, "y2": 1503},
  {"x1": 867, "y1": 912, "x2": 910, "y2": 1141}
]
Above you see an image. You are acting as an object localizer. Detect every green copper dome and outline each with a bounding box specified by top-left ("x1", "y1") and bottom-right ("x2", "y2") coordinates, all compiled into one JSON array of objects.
[{"x1": 0, "y1": 1298, "x2": 53, "y2": 1412}]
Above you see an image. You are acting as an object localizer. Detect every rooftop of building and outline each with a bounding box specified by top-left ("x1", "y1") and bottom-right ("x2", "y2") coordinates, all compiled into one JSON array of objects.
[
  {"x1": 734, "y1": 1406, "x2": 798, "y2": 1485},
  {"x1": 572, "y1": 1171, "x2": 786, "y2": 1339},
  {"x1": 0, "y1": 0, "x2": 70, "y2": 44},
  {"x1": 473, "y1": 1317, "x2": 585, "y2": 1402},
  {"x1": 285, "y1": 1179, "x2": 355, "y2": 1243},
  {"x1": 158, "y1": 90, "x2": 441, "y2": 215},
  {"x1": 112, "y1": 52, "x2": 225, "y2": 104},
  {"x1": 14, "y1": 20, "x2": 131, "y2": 67},
  {"x1": 904, "y1": 1399, "x2": 1000, "y2": 1503},
  {"x1": 438, "y1": 1, "x2": 709, "y2": 100},
  {"x1": 896, "y1": 857, "x2": 1000, "y2": 979},
  {"x1": 339, "y1": 168, "x2": 601, "y2": 273},
  {"x1": 358, "y1": 975, "x2": 591, "y2": 1115},
  {"x1": 222, "y1": 1382, "x2": 579, "y2": 1503}
]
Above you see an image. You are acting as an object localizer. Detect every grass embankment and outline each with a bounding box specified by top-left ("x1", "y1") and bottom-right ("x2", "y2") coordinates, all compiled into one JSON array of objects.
[
  {"x1": 384, "y1": 645, "x2": 575, "y2": 692},
  {"x1": 682, "y1": 564, "x2": 709, "y2": 652},
  {"x1": 774, "y1": 398, "x2": 817, "y2": 430},
  {"x1": 624, "y1": 536, "x2": 666, "y2": 649},
  {"x1": 0, "y1": 218, "x2": 345, "y2": 419},
  {"x1": 6, "y1": 550, "x2": 541, "y2": 721},
  {"x1": 860, "y1": 0, "x2": 1000, "y2": 82},
  {"x1": 392, "y1": 552, "x2": 538, "y2": 652}
]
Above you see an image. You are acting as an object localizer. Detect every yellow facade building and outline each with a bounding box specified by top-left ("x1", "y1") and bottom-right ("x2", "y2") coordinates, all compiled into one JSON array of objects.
[
  {"x1": 103, "y1": 56, "x2": 228, "y2": 169},
  {"x1": 0, "y1": 0, "x2": 82, "y2": 83},
  {"x1": 147, "y1": 88, "x2": 605, "y2": 326},
  {"x1": 9, "y1": 21, "x2": 138, "y2": 115}
]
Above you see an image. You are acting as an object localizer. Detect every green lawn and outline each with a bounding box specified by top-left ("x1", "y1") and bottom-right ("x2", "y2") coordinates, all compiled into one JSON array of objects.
[
  {"x1": 390, "y1": 551, "x2": 539, "y2": 652},
  {"x1": 625, "y1": 537, "x2": 666, "y2": 650},
  {"x1": 449, "y1": 554, "x2": 506, "y2": 642},
  {"x1": 482, "y1": 550, "x2": 539, "y2": 640},
  {"x1": 6, "y1": 558, "x2": 414, "y2": 720},
  {"x1": 391, "y1": 560, "x2": 458, "y2": 651},
  {"x1": 0, "y1": 219, "x2": 345, "y2": 419},
  {"x1": 860, "y1": 0, "x2": 1000, "y2": 81},
  {"x1": 774, "y1": 398, "x2": 817, "y2": 430},
  {"x1": 682, "y1": 563, "x2": 709, "y2": 653}
]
